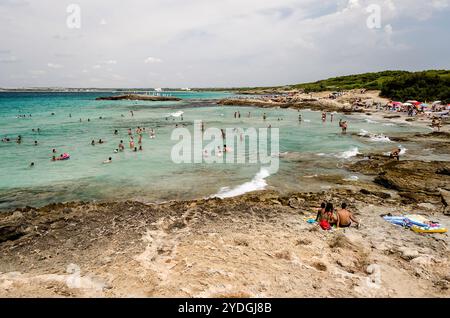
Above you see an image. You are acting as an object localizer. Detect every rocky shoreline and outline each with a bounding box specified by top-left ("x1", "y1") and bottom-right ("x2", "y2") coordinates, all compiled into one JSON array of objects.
[
  {"x1": 96, "y1": 94, "x2": 182, "y2": 102},
  {"x1": 217, "y1": 98, "x2": 354, "y2": 113},
  {"x1": 1, "y1": 131, "x2": 449, "y2": 297}
]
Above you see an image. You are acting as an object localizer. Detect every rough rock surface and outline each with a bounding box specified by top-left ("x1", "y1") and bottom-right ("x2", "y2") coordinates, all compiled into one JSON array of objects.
[{"x1": 0, "y1": 189, "x2": 449, "y2": 298}]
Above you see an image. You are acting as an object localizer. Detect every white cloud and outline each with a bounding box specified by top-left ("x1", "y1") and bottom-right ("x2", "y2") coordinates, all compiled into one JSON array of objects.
[
  {"x1": 432, "y1": 0, "x2": 449, "y2": 9},
  {"x1": 144, "y1": 57, "x2": 163, "y2": 64},
  {"x1": 0, "y1": 55, "x2": 18, "y2": 63},
  {"x1": 47, "y1": 63, "x2": 63, "y2": 69},
  {"x1": 29, "y1": 70, "x2": 46, "y2": 75},
  {"x1": 0, "y1": 1, "x2": 449, "y2": 87}
]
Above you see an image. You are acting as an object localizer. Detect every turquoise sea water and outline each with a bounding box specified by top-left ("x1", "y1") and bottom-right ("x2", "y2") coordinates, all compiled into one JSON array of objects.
[{"x1": 0, "y1": 91, "x2": 430, "y2": 211}]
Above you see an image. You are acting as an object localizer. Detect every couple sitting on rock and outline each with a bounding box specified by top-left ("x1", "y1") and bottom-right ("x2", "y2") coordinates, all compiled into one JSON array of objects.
[{"x1": 316, "y1": 202, "x2": 359, "y2": 230}]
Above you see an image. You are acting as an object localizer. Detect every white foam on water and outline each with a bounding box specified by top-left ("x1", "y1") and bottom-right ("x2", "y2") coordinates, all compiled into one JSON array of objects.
[
  {"x1": 383, "y1": 146, "x2": 407, "y2": 156},
  {"x1": 343, "y1": 175, "x2": 359, "y2": 181},
  {"x1": 213, "y1": 168, "x2": 271, "y2": 199},
  {"x1": 369, "y1": 134, "x2": 392, "y2": 143},
  {"x1": 358, "y1": 129, "x2": 369, "y2": 136},
  {"x1": 365, "y1": 118, "x2": 378, "y2": 124},
  {"x1": 399, "y1": 147, "x2": 407, "y2": 155},
  {"x1": 169, "y1": 111, "x2": 184, "y2": 117},
  {"x1": 336, "y1": 147, "x2": 361, "y2": 159},
  {"x1": 383, "y1": 123, "x2": 396, "y2": 126},
  {"x1": 304, "y1": 119, "x2": 311, "y2": 122}
]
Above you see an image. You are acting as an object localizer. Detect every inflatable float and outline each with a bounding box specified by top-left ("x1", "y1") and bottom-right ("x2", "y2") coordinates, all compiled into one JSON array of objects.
[
  {"x1": 60, "y1": 153, "x2": 70, "y2": 160},
  {"x1": 411, "y1": 226, "x2": 448, "y2": 234}
]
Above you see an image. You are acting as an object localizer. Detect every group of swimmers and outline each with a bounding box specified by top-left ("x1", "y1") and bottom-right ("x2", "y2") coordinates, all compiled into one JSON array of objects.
[
  {"x1": 102, "y1": 127, "x2": 156, "y2": 163},
  {"x1": 316, "y1": 202, "x2": 359, "y2": 229}
]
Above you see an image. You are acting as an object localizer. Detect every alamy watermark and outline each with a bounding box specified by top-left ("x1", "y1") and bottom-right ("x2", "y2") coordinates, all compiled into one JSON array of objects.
[
  {"x1": 66, "y1": 4, "x2": 81, "y2": 29},
  {"x1": 366, "y1": 4, "x2": 382, "y2": 29},
  {"x1": 170, "y1": 121, "x2": 279, "y2": 174}
]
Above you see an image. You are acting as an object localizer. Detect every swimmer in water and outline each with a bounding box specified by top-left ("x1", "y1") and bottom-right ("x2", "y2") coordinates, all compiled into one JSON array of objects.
[
  {"x1": 98, "y1": 139, "x2": 104, "y2": 144},
  {"x1": 88, "y1": 118, "x2": 90, "y2": 122},
  {"x1": 114, "y1": 129, "x2": 118, "y2": 135},
  {"x1": 390, "y1": 148, "x2": 401, "y2": 161},
  {"x1": 130, "y1": 139, "x2": 135, "y2": 149},
  {"x1": 91, "y1": 140, "x2": 95, "y2": 146},
  {"x1": 30, "y1": 162, "x2": 35, "y2": 167},
  {"x1": 299, "y1": 114, "x2": 302, "y2": 122},
  {"x1": 52, "y1": 148, "x2": 57, "y2": 153},
  {"x1": 341, "y1": 121, "x2": 348, "y2": 134},
  {"x1": 134, "y1": 147, "x2": 138, "y2": 152},
  {"x1": 130, "y1": 110, "x2": 134, "y2": 117},
  {"x1": 103, "y1": 157, "x2": 112, "y2": 164},
  {"x1": 119, "y1": 140, "x2": 125, "y2": 151},
  {"x1": 51, "y1": 156, "x2": 56, "y2": 161},
  {"x1": 114, "y1": 149, "x2": 119, "y2": 153},
  {"x1": 34, "y1": 140, "x2": 38, "y2": 146},
  {"x1": 263, "y1": 113, "x2": 267, "y2": 121},
  {"x1": 139, "y1": 145, "x2": 143, "y2": 151},
  {"x1": 128, "y1": 128, "x2": 132, "y2": 136}
]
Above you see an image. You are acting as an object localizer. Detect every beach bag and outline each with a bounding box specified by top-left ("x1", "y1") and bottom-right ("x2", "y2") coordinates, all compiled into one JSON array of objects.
[{"x1": 319, "y1": 219, "x2": 331, "y2": 231}]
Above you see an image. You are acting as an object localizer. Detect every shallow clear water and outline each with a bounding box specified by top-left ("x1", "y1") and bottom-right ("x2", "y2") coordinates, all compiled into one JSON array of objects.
[{"x1": 0, "y1": 92, "x2": 430, "y2": 210}]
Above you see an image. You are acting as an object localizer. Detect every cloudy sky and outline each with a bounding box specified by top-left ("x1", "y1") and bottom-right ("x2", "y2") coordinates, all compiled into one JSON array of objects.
[{"x1": 0, "y1": 0, "x2": 449, "y2": 88}]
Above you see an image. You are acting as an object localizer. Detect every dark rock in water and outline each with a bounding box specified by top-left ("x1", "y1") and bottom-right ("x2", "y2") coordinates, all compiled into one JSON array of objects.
[
  {"x1": 350, "y1": 158, "x2": 450, "y2": 203},
  {"x1": 383, "y1": 115, "x2": 401, "y2": 119},
  {"x1": 96, "y1": 94, "x2": 182, "y2": 101}
]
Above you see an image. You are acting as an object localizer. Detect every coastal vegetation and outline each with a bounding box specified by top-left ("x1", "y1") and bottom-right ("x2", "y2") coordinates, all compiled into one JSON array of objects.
[{"x1": 225, "y1": 70, "x2": 450, "y2": 103}]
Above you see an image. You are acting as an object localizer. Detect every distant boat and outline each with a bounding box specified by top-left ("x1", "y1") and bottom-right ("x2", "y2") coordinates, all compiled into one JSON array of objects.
[
  {"x1": 155, "y1": 88, "x2": 163, "y2": 92},
  {"x1": 181, "y1": 88, "x2": 191, "y2": 91}
]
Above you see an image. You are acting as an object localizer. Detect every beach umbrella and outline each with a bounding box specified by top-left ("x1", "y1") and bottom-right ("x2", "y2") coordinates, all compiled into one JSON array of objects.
[
  {"x1": 403, "y1": 102, "x2": 413, "y2": 106},
  {"x1": 432, "y1": 101, "x2": 442, "y2": 105}
]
